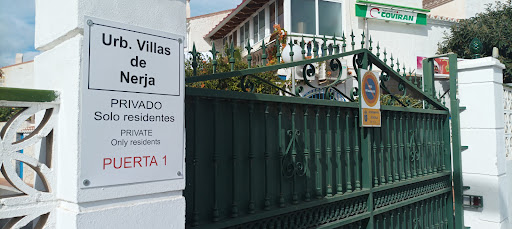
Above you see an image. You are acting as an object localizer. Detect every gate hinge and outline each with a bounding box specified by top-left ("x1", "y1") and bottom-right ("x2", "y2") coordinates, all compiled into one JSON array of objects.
[{"x1": 463, "y1": 194, "x2": 483, "y2": 208}]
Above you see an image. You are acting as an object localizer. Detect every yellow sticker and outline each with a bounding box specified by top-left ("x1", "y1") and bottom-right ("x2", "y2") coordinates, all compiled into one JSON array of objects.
[{"x1": 362, "y1": 108, "x2": 381, "y2": 126}]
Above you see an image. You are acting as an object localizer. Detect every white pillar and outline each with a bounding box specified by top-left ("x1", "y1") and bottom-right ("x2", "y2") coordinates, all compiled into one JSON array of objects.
[
  {"x1": 34, "y1": 0, "x2": 186, "y2": 228},
  {"x1": 458, "y1": 57, "x2": 508, "y2": 229}
]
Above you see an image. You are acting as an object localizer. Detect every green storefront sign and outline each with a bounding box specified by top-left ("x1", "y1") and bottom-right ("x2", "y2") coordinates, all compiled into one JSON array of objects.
[{"x1": 356, "y1": 1, "x2": 428, "y2": 25}]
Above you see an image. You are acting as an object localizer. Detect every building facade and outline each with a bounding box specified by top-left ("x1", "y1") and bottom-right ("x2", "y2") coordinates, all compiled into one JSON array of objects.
[{"x1": 187, "y1": 0, "x2": 461, "y2": 100}]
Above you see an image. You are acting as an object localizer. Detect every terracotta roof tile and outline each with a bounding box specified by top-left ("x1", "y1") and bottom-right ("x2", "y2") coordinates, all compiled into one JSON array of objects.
[{"x1": 0, "y1": 60, "x2": 34, "y2": 70}]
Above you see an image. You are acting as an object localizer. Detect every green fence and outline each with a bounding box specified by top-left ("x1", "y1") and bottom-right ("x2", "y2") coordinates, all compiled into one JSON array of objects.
[{"x1": 184, "y1": 32, "x2": 461, "y2": 228}]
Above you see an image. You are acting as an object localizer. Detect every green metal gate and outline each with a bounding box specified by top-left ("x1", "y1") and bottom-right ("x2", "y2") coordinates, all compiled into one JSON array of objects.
[{"x1": 184, "y1": 34, "x2": 463, "y2": 228}]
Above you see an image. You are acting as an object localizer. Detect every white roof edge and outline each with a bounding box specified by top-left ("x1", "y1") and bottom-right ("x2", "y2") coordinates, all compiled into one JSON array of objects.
[{"x1": 204, "y1": 0, "x2": 253, "y2": 39}]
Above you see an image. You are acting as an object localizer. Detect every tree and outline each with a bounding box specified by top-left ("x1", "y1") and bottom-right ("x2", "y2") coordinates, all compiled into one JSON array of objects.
[
  {"x1": 0, "y1": 107, "x2": 22, "y2": 122},
  {"x1": 438, "y1": 1, "x2": 512, "y2": 82}
]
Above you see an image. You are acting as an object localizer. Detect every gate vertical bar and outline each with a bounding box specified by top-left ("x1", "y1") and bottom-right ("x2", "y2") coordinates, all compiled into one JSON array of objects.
[
  {"x1": 345, "y1": 111, "x2": 352, "y2": 192},
  {"x1": 372, "y1": 129, "x2": 379, "y2": 187},
  {"x1": 439, "y1": 116, "x2": 444, "y2": 171},
  {"x1": 417, "y1": 114, "x2": 422, "y2": 177},
  {"x1": 422, "y1": 114, "x2": 426, "y2": 176},
  {"x1": 231, "y1": 101, "x2": 239, "y2": 217},
  {"x1": 393, "y1": 113, "x2": 399, "y2": 181},
  {"x1": 399, "y1": 113, "x2": 405, "y2": 180},
  {"x1": 278, "y1": 104, "x2": 285, "y2": 207},
  {"x1": 448, "y1": 53, "x2": 464, "y2": 229},
  {"x1": 192, "y1": 98, "x2": 200, "y2": 226},
  {"x1": 336, "y1": 109, "x2": 343, "y2": 194},
  {"x1": 292, "y1": 105, "x2": 299, "y2": 204},
  {"x1": 304, "y1": 107, "x2": 311, "y2": 201},
  {"x1": 426, "y1": 115, "x2": 434, "y2": 174},
  {"x1": 316, "y1": 107, "x2": 323, "y2": 197},
  {"x1": 354, "y1": 111, "x2": 361, "y2": 190},
  {"x1": 386, "y1": 113, "x2": 392, "y2": 183},
  {"x1": 326, "y1": 108, "x2": 333, "y2": 196},
  {"x1": 264, "y1": 105, "x2": 271, "y2": 210},
  {"x1": 405, "y1": 113, "x2": 411, "y2": 179},
  {"x1": 213, "y1": 100, "x2": 220, "y2": 221},
  {"x1": 379, "y1": 117, "x2": 386, "y2": 184},
  {"x1": 436, "y1": 116, "x2": 441, "y2": 172},
  {"x1": 248, "y1": 102, "x2": 255, "y2": 213}
]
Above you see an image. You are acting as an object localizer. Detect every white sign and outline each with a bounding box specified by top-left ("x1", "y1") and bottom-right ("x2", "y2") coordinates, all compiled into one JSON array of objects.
[
  {"x1": 360, "y1": 69, "x2": 381, "y2": 127},
  {"x1": 80, "y1": 17, "x2": 184, "y2": 188}
]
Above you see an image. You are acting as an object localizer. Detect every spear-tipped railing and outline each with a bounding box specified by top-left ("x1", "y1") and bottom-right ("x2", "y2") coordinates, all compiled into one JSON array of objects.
[{"x1": 186, "y1": 30, "x2": 447, "y2": 111}]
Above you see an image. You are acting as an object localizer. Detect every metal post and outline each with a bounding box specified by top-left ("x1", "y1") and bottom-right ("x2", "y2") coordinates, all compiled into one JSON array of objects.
[
  {"x1": 361, "y1": 51, "x2": 373, "y2": 228},
  {"x1": 422, "y1": 58, "x2": 436, "y2": 98},
  {"x1": 448, "y1": 53, "x2": 464, "y2": 229}
]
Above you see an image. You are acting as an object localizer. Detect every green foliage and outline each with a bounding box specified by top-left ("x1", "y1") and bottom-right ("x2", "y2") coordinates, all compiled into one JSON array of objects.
[
  {"x1": 185, "y1": 46, "x2": 286, "y2": 94},
  {"x1": 438, "y1": 1, "x2": 512, "y2": 82},
  {"x1": 381, "y1": 94, "x2": 423, "y2": 108},
  {"x1": 0, "y1": 107, "x2": 22, "y2": 122}
]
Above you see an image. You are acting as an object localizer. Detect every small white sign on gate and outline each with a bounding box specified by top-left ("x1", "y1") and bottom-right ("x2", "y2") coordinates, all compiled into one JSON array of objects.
[{"x1": 80, "y1": 17, "x2": 184, "y2": 188}]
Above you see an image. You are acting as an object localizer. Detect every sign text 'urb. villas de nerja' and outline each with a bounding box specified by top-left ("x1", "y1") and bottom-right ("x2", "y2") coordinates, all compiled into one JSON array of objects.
[
  {"x1": 79, "y1": 17, "x2": 185, "y2": 188},
  {"x1": 356, "y1": 4, "x2": 427, "y2": 25}
]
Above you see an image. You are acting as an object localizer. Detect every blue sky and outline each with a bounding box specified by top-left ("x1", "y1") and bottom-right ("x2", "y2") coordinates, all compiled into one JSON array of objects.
[
  {"x1": 0, "y1": 0, "x2": 39, "y2": 67},
  {"x1": 190, "y1": 0, "x2": 239, "y2": 17},
  {"x1": 0, "y1": 0, "x2": 238, "y2": 68}
]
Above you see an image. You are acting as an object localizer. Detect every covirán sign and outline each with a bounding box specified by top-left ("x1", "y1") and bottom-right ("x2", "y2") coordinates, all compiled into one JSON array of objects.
[{"x1": 356, "y1": 3, "x2": 428, "y2": 25}]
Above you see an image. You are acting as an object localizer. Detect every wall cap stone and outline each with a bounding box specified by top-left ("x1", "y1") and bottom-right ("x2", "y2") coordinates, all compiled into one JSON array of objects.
[{"x1": 459, "y1": 57, "x2": 506, "y2": 71}]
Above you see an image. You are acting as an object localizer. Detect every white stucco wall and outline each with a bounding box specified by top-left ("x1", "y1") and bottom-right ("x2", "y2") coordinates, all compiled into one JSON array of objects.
[
  {"x1": 1, "y1": 61, "x2": 34, "y2": 88},
  {"x1": 186, "y1": 10, "x2": 231, "y2": 53},
  {"x1": 375, "y1": 0, "x2": 423, "y2": 9},
  {"x1": 34, "y1": 0, "x2": 187, "y2": 228}
]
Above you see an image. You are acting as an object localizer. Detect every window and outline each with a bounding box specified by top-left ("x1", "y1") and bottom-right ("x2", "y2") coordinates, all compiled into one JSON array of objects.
[
  {"x1": 253, "y1": 10, "x2": 266, "y2": 43},
  {"x1": 259, "y1": 10, "x2": 265, "y2": 40},
  {"x1": 240, "y1": 21, "x2": 249, "y2": 46},
  {"x1": 291, "y1": 0, "x2": 342, "y2": 36},
  {"x1": 319, "y1": 0, "x2": 342, "y2": 36},
  {"x1": 291, "y1": 0, "x2": 316, "y2": 34},
  {"x1": 244, "y1": 21, "x2": 250, "y2": 45},
  {"x1": 277, "y1": 0, "x2": 284, "y2": 28},
  {"x1": 253, "y1": 16, "x2": 259, "y2": 42}
]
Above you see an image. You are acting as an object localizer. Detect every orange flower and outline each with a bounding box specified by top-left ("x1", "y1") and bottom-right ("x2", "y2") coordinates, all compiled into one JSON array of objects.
[{"x1": 201, "y1": 83, "x2": 205, "y2": 88}]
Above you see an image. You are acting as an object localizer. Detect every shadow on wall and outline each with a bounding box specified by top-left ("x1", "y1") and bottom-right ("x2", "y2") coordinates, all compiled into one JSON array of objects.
[{"x1": 357, "y1": 18, "x2": 429, "y2": 37}]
